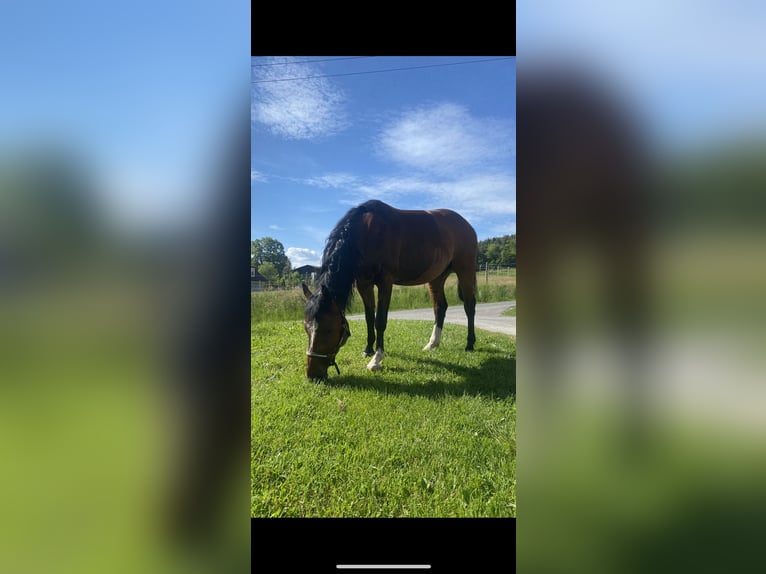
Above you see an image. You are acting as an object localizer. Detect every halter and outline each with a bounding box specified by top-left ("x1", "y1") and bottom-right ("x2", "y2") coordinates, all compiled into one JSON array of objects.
[{"x1": 306, "y1": 317, "x2": 350, "y2": 375}]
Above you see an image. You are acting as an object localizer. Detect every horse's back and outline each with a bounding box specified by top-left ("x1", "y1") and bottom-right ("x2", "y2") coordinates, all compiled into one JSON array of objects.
[
  {"x1": 357, "y1": 203, "x2": 476, "y2": 285},
  {"x1": 425, "y1": 208, "x2": 477, "y2": 249},
  {"x1": 394, "y1": 207, "x2": 477, "y2": 259}
]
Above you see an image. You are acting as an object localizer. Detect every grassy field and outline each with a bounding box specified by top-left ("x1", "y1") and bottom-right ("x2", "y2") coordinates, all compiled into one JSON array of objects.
[
  {"x1": 252, "y1": 269, "x2": 516, "y2": 322},
  {"x1": 251, "y1": 318, "x2": 516, "y2": 517}
]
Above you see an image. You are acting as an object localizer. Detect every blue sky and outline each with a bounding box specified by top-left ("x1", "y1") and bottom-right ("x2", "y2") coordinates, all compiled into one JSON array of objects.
[
  {"x1": 518, "y1": 1, "x2": 766, "y2": 152},
  {"x1": 0, "y1": 1, "x2": 248, "y2": 233},
  {"x1": 251, "y1": 56, "x2": 516, "y2": 269}
]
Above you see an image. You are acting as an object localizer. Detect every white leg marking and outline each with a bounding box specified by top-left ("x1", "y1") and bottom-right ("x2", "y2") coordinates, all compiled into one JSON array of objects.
[
  {"x1": 366, "y1": 349, "x2": 385, "y2": 371},
  {"x1": 423, "y1": 325, "x2": 442, "y2": 351}
]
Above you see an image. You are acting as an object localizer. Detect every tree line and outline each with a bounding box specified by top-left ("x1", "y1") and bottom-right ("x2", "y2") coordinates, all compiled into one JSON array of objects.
[
  {"x1": 252, "y1": 233, "x2": 516, "y2": 283},
  {"x1": 477, "y1": 234, "x2": 516, "y2": 268}
]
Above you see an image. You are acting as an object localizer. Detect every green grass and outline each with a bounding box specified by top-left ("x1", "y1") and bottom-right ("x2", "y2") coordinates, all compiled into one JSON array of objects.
[
  {"x1": 251, "y1": 319, "x2": 516, "y2": 517},
  {"x1": 502, "y1": 306, "x2": 516, "y2": 317},
  {"x1": 252, "y1": 270, "x2": 516, "y2": 323}
]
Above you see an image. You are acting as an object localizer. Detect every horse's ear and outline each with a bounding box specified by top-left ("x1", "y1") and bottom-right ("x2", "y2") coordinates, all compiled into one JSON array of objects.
[{"x1": 301, "y1": 282, "x2": 313, "y2": 300}]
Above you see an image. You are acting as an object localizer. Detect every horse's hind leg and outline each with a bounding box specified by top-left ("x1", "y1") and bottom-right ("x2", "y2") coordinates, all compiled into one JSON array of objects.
[
  {"x1": 423, "y1": 273, "x2": 449, "y2": 350},
  {"x1": 457, "y1": 271, "x2": 477, "y2": 351}
]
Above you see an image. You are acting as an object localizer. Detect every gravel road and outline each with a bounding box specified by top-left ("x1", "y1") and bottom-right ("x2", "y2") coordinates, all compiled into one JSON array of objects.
[{"x1": 347, "y1": 301, "x2": 516, "y2": 336}]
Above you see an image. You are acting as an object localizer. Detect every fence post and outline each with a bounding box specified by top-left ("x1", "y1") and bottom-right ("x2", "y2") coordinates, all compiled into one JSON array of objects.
[{"x1": 485, "y1": 262, "x2": 489, "y2": 284}]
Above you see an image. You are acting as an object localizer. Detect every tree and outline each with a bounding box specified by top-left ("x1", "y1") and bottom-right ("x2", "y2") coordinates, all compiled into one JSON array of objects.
[
  {"x1": 476, "y1": 234, "x2": 516, "y2": 267},
  {"x1": 486, "y1": 243, "x2": 502, "y2": 265},
  {"x1": 258, "y1": 262, "x2": 279, "y2": 282},
  {"x1": 288, "y1": 271, "x2": 302, "y2": 288},
  {"x1": 251, "y1": 237, "x2": 290, "y2": 277},
  {"x1": 501, "y1": 237, "x2": 516, "y2": 267}
]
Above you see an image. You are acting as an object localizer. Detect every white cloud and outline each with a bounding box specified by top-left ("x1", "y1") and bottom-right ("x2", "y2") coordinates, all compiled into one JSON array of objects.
[
  {"x1": 439, "y1": 174, "x2": 516, "y2": 219},
  {"x1": 350, "y1": 173, "x2": 515, "y2": 223},
  {"x1": 286, "y1": 247, "x2": 320, "y2": 268},
  {"x1": 251, "y1": 170, "x2": 267, "y2": 182},
  {"x1": 301, "y1": 172, "x2": 358, "y2": 189},
  {"x1": 356, "y1": 175, "x2": 436, "y2": 199},
  {"x1": 377, "y1": 102, "x2": 514, "y2": 175},
  {"x1": 252, "y1": 57, "x2": 347, "y2": 140},
  {"x1": 351, "y1": 102, "x2": 515, "y2": 230},
  {"x1": 268, "y1": 224, "x2": 283, "y2": 230},
  {"x1": 101, "y1": 167, "x2": 205, "y2": 235}
]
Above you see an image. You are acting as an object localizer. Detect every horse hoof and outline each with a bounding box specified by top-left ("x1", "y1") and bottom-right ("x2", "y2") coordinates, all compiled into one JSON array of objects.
[
  {"x1": 366, "y1": 350, "x2": 385, "y2": 371},
  {"x1": 362, "y1": 350, "x2": 374, "y2": 357},
  {"x1": 465, "y1": 346, "x2": 475, "y2": 352},
  {"x1": 423, "y1": 344, "x2": 437, "y2": 351}
]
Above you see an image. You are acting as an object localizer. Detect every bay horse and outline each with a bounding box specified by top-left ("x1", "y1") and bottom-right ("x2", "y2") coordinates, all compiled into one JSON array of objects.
[{"x1": 301, "y1": 199, "x2": 478, "y2": 380}]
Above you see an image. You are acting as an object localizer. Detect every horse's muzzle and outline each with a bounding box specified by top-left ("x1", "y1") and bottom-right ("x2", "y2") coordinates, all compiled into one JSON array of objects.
[
  {"x1": 306, "y1": 351, "x2": 341, "y2": 381},
  {"x1": 306, "y1": 358, "x2": 335, "y2": 381}
]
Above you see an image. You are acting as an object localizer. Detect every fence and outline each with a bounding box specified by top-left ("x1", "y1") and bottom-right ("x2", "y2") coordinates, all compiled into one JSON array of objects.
[
  {"x1": 251, "y1": 280, "x2": 305, "y2": 292},
  {"x1": 252, "y1": 266, "x2": 515, "y2": 292},
  {"x1": 480, "y1": 264, "x2": 516, "y2": 284}
]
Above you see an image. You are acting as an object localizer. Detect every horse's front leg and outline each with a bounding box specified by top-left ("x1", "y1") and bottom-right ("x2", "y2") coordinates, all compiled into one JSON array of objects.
[
  {"x1": 357, "y1": 280, "x2": 376, "y2": 357},
  {"x1": 423, "y1": 274, "x2": 448, "y2": 350},
  {"x1": 367, "y1": 280, "x2": 392, "y2": 371}
]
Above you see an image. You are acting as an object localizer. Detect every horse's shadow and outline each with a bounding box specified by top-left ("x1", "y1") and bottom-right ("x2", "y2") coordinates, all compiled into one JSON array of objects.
[{"x1": 325, "y1": 351, "x2": 515, "y2": 400}]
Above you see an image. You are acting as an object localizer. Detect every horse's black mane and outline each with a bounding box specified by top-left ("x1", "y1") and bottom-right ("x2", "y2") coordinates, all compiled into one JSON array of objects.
[{"x1": 305, "y1": 200, "x2": 385, "y2": 320}]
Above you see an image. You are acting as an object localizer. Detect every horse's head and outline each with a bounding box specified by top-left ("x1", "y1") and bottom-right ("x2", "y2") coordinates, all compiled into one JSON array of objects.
[{"x1": 302, "y1": 282, "x2": 350, "y2": 381}]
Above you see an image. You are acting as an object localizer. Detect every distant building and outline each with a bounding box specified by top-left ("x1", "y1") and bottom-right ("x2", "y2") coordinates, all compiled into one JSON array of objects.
[{"x1": 293, "y1": 265, "x2": 320, "y2": 283}]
